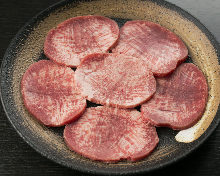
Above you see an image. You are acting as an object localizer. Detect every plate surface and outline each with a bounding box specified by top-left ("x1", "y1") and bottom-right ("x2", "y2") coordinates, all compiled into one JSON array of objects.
[{"x1": 1, "y1": 0, "x2": 220, "y2": 175}]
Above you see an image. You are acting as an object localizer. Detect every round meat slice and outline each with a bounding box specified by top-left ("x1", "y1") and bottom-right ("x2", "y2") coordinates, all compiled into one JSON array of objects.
[
  {"x1": 141, "y1": 63, "x2": 208, "y2": 130},
  {"x1": 112, "y1": 20, "x2": 188, "y2": 76},
  {"x1": 44, "y1": 15, "x2": 119, "y2": 67},
  {"x1": 64, "y1": 106, "x2": 159, "y2": 162},
  {"x1": 21, "y1": 60, "x2": 86, "y2": 127},
  {"x1": 74, "y1": 53, "x2": 156, "y2": 108}
]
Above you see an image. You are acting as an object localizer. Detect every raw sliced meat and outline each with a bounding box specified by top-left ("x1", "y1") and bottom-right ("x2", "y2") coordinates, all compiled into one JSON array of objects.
[
  {"x1": 141, "y1": 63, "x2": 208, "y2": 130},
  {"x1": 112, "y1": 20, "x2": 188, "y2": 76},
  {"x1": 74, "y1": 53, "x2": 156, "y2": 108},
  {"x1": 64, "y1": 106, "x2": 159, "y2": 162},
  {"x1": 44, "y1": 15, "x2": 119, "y2": 67},
  {"x1": 21, "y1": 60, "x2": 86, "y2": 127}
]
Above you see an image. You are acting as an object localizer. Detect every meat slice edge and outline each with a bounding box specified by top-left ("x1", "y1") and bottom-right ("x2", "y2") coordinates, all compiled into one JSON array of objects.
[
  {"x1": 44, "y1": 15, "x2": 120, "y2": 67},
  {"x1": 74, "y1": 53, "x2": 156, "y2": 108},
  {"x1": 21, "y1": 60, "x2": 86, "y2": 126},
  {"x1": 64, "y1": 106, "x2": 159, "y2": 162},
  {"x1": 141, "y1": 63, "x2": 208, "y2": 130},
  {"x1": 112, "y1": 20, "x2": 188, "y2": 76}
]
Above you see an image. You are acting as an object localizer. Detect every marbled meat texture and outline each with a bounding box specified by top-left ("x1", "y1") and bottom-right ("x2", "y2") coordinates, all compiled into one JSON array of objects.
[
  {"x1": 74, "y1": 53, "x2": 156, "y2": 108},
  {"x1": 141, "y1": 63, "x2": 208, "y2": 130},
  {"x1": 64, "y1": 106, "x2": 159, "y2": 162},
  {"x1": 44, "y1": 15, "x2": 119, "y2": 67},
  {"x1": 21, "y1": 60, "x2": 86, "y2": 127},
  {"x1": 112, "y1": 20, "x2": 188, "y2": 76}
]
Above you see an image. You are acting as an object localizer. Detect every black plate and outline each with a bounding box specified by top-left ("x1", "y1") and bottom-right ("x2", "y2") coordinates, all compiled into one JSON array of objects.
[{"x1": 1, "y1": 0, "x2": 220, "y2": 175}]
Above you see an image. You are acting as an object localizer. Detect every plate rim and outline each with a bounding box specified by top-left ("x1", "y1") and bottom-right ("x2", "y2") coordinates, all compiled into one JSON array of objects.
[{"x1": 1, "y1": 0, "x2": 220, "y2": 175}]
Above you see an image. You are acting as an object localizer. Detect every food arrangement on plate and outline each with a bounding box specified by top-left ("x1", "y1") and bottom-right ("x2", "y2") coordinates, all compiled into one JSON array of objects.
[{"x1": 21, "y1": 15, "x2": 208, "y2": 162}]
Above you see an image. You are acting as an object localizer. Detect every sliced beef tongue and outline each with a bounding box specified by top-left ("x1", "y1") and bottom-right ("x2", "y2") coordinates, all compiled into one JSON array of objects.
[
  {"x1": 141, "y1": 63, "x2": 208, "y2": 130},
  {"x1": 64, "y1": 106, "x2": 159, "y2": 162},
  {"x1": 74, "y1": 53, "x2": 156, "y2": 108},
  {"x1": 112, "y1": 20, "x2": 188, "y2": 76},
  {"x1": 44, "y1": 15, "x2": 119, "y2": 67},
  {"x1": 21, "y1": 60, "x2": 86, "y2": 127}
]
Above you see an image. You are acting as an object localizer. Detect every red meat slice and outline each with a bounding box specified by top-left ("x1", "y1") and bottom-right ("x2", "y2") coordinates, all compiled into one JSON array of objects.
[
  {"x1": 112, "y1": 20, "x2": 188, "y2": 76},
  {"x1": 44, "y1": 15, "x2": 119, "y2": 67},
  {"x1": 74, "y1": 53, "x2": 156, "y2": 108},
  {"x1": 64, "y1": 106, "x2": 159, "y2": 162},
  {"x1": 141, "y1": 63, "x2": 208, "y2": 130},
  {"x1": 21, "y1": 60, "x2": 86, "y2": 127}
]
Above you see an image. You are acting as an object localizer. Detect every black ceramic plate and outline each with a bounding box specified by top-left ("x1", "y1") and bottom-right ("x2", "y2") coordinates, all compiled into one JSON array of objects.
[{"x1": 1, "y1": 0, "x2": 220, "y2": 175}]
